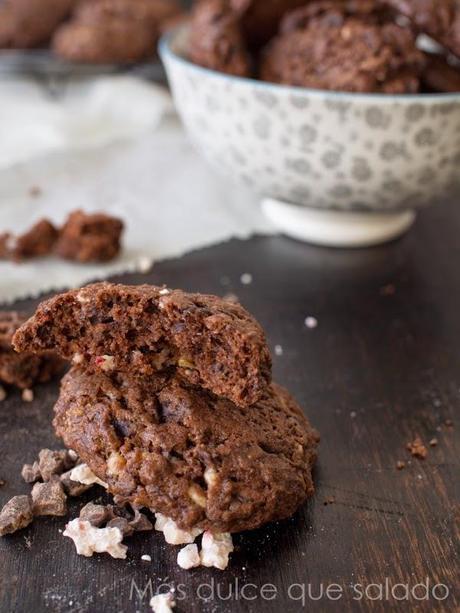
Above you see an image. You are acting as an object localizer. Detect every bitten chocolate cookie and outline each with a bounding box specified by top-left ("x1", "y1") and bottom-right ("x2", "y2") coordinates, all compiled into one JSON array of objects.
[
  {"x1": 0, "y1": 312, "x2": 65, "y2": 390},
  {"x1": 54, "y1": 366, "x2": 319, "y2": 532},
  {"x1": 385, "y1": 0, "x2": 460, "y2": 58},
  {"x1": 0, "y1": 0, "x2": 75, "y2": 48},
  {"x1": 260, "y1": 1, "x2": 425, "y2": 92},
  {"x1": 54, "y1": 210, "x2": 123, "y2": 263},
  {"x1": 13, "y1": 283, "x2": 272, "y2": 408},
  {"x1": 188, "y1": 0, "x2": 252, "y2": 77},
  {"x1": 52, "y1": 19, "x2": 154, "y2": 64}
]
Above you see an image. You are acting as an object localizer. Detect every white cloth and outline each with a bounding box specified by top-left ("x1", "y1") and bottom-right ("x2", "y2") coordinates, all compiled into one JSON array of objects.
[{"x1": 0, "y1": 76, "x2": 275, "y2": 303}]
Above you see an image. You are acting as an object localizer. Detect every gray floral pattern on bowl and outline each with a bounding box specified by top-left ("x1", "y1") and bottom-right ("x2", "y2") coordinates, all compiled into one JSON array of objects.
[{"x1": 160, "y1": 28, "x2": 460, "y2": 213}]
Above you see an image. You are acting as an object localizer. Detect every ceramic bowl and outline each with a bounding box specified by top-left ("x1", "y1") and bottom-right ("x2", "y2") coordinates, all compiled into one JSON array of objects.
[{"x1": 160, "y1": 28, "x2": 460, "y2": 247}]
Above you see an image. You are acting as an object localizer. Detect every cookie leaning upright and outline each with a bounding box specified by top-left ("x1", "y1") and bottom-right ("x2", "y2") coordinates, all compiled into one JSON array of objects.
[{"x1": 12, "y1": 282, "x2": 272, "y2": 408}]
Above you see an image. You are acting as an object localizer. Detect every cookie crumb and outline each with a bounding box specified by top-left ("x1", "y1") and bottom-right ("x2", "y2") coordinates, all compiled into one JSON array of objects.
[
  {"x1": 63, "y1": 519, "x2": 127, "y2": 558},
  {"x1": 150, "y1": 591, "x2": 176, "y2": 613},
  {"x1": 444, "y1": 419, "x2": 454, "y2": 428},
  {"x1": 22, "y1": 389, "x2": 34, "y2": 402},
  {"x1": 429, "y1": 438, "x2": 438, "y2": 447},
  {"x1": 406, "y1": 437, "x2": 428, "y2": 459},
  {"x1": 141, "y1": 554, "x2": 152, "y2": 562},
  {"x1": 305, "y1": 316, "x2": 318, "y2": 329},
  {"x1": 0, "y1": 495, "x2": 33, "y2": 536},
  {"x1": 350, "y1": 411, "x2": 357, "y2": 419},
  {"x1": 130, "y1": 508, "x2": 153, "y2": 532},
  {"x1": 274, "y1": 344, "x2": 283, "y2": 356},
  {"x1": 177, "y1": 543, "x2": 201, "y2": 570},
  {"x1": 0, "y1": 385, "x2": 6, "y2": 402},
  {"x1": 396, "y1": 460, "x2": 406, "y2": 470},
  {"x1": 29, "y1": 186, "x2": 42, "y2": 198},
  {"x1": 79, "y1": 502, "x2": 113, "y2": 527},
  {"x1": 0, "y1": 479, "x2": 5, "y2": 487},
  {"x1": 323, "y1": 496, "x2": 335, "y2": 505},
  {"x1": 200, "y1": 531, "x2": 234, "y2": 570},
  {"x1": 155, "y1": 513, "x2": 203, "y2": 545},
  {"x1": 240, "y1": 273, "x2": 253, "y2": 285},
  {"x1": 21, "y1": 462, "x2": 41, "y2": 484}
]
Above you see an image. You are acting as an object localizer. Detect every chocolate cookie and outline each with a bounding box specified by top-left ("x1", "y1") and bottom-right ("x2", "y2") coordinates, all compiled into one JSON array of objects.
[
  {"x1": 260, "y1": 1, "x2": 425, "y2": 92},
  {"x1": 0, "y1": 0, "x2": 75, "y2": 48},
  {"x1": 0, "y1": 219, "x2": 58, "y2": 262},
  {"x1": 54, "y1": 210, "x2": 123, "y2": 263},
  {"x1": 188, "y1": 0, "x2": 252, "y2": 77},
  {"x1": 0, "y1": 312, "x2": 65, "y2": 390},
  {"x1": 385, "y1": 0, "x2": 460, "y2": 58},
  {"x1": 13, "y1": 283, "x2": 272, "y2": 408},
  {"x1": 54, "y1": 366, "x2": 319, "y2": 532},
  {"x1": 52, "y1": 19, "x2": 154, "y2": 64}
]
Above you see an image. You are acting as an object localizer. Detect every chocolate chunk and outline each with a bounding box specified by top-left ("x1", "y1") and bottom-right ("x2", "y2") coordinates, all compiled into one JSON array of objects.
[
  {"x1": 31, "y1": 479, "x2": 67, "y2": 516},
  {"x1": 130, "y1": 508, "x2": 153, "y2": 532},
  {"x1": 0, "y1": 495, "x2": 33, "y2": 536},
  {"x1": 0, "y1": 311, "x2": 65, "y2": 390},
  {"x1": 79, "y1": 502, "x2": 113, "y2": 527},
  {"x1": 54, "y1": 366, "x2": 319, "y2": 533},
  {"x1": 21, "y1": 461, "x2": 41, "y2": 484},
  {"x1": 54, "y1": 211, "x2": 124, "y2": 263},
  {"x1": 60, "y1": 470, "x2": 92, "y2": 497},
  {"x1": 38, "y1": 448, "x2": 77, "y2": 481},
  {"x1": 13, "y1": 282, "x2": 272, "y2": 408},
  {"x1": 106, "y1": 516, "x2": 134, "y2": 537}
]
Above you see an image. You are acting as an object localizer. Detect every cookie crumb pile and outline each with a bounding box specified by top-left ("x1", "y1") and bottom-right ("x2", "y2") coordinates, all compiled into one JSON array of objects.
[{"x1": 8, "y1": 282, "x2": 319, "y2": 569}]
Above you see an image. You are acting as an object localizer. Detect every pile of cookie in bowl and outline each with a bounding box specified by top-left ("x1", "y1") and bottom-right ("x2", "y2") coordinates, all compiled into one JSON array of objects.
[
  {"x1": 0, "y1": 282, "x2": 319, "y2": 574},
  {"x1": 188, "y1": 0, "x2": 460, "y2": 94}
]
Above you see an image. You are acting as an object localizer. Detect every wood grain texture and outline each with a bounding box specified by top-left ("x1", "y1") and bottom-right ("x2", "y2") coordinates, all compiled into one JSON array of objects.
[{"x1": 0, "y1": 199, "x2": 458, "y2": 612}]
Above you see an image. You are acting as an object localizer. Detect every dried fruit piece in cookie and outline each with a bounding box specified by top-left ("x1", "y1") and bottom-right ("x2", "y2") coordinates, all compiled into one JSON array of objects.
[
  {"x1": 13, "y1": 282, "x2": 272, "y2": 407},
  {"x1": 188, "y1": 0, "x2": 252, "y2": 77},
  {"x1": 53, "y1": 367, "x2": 319, "y2": 533},
  {"x1": 0, "y1": 311, "x2": 65, "y2": 390},
  {"x1": 54, "y1": 210, "x2": 123, "y2": 263},
  {"x1": 261, "y1": 1, "x2": 425, "y2": 92}
]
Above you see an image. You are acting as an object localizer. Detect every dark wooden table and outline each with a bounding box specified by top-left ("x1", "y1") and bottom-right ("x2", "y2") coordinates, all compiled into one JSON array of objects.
[{"x1": 0, "y1": 200, "x2": 458, "y2": 612}]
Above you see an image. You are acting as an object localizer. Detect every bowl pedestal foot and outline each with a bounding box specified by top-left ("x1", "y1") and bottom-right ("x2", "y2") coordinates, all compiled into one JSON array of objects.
[{"x1": 262, "y1": 198, "x2": 416, "y2": 248}]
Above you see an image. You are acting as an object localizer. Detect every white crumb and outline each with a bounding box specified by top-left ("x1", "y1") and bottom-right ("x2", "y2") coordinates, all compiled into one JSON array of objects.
[
  {"x1": 96, "y1": 355, "x2": 115, "y2": 372},
  {"x1": 240, "y1": 273, "x2": 253, "y2": 285},
  {"x1": 72, "y1": 353, "x2": 84, "y2": 365},
  {"x1": 274, "y1": 344, "x2": 283, "y2": 356},
  {"x1": 0, "y1": 385, "x2": 6, "y2": 402},
  {"x1": 177, "y1": 544, "x2": 201, "y2": 570},
  {"x1": 69, "y1": 464, "x2": 108, "y2": 488},
  {"x1": 350, "y1": 411, "x2": 357, "y2": 419},
  {"x1": 63, "y1": 519, "x2": 127, "y2": 559},
  {"x1": 150, "y1": 592, "x2": 176, "y2": 613},
  {"x1": 159, "y1": 288, "x2": 170, "y2": 295},
  {"x1": 68, "y1": 450, "x2": 78, "y2": 462},
  {"x1": 141, "y1": 554, "x2": 152, "y2": 562},
  {"x1": 155, "y1": 513, "x2": 203, "y2": 545},
  {"x1": 304, "y1": 316, "x2": 318, "y2": 329},
  {"x1": 22, "y1": 389, "x2": 34, "y2": 402},
  {"x1": 200, "y1": 532, "x2": 234, "y2": 570},
  {"x1": 76, "y1": 292, "x2": 91, "y2": 304},
  {"x1": 138, "y1": 256, "x2": 153, "y2": 273}
]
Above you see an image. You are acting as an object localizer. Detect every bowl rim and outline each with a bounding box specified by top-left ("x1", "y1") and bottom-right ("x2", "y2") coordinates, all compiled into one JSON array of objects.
[{"x1": 159, "y1": 28, "x2": 460, "y2": 104}]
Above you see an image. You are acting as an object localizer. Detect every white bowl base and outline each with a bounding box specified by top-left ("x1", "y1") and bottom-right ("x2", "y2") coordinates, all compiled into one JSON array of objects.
[{"x1": 262, "y1": 198, "x2": 416, "y2": 248}]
